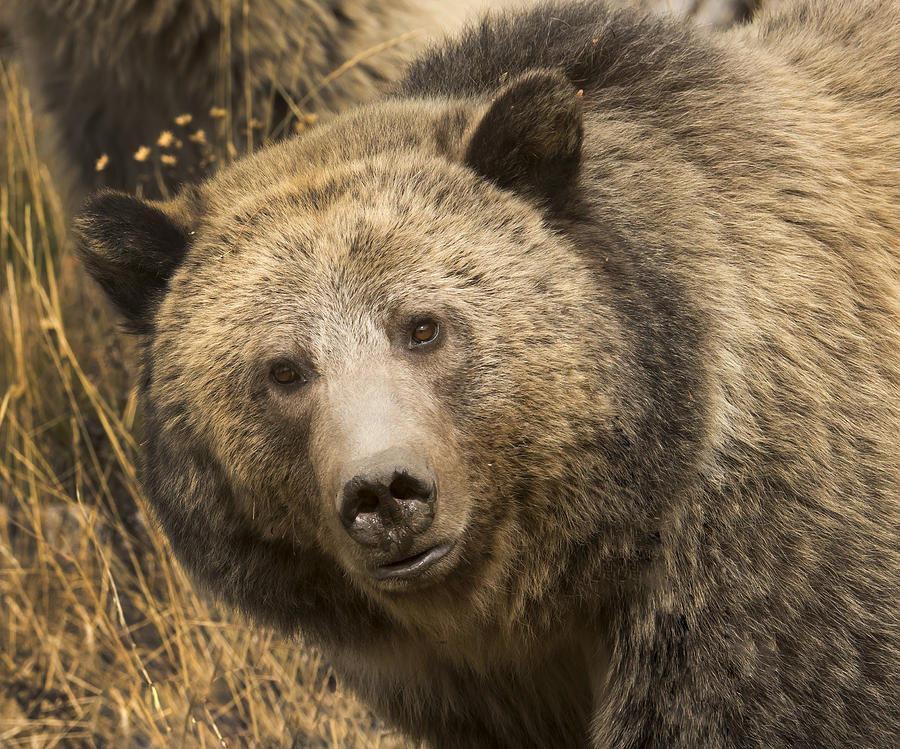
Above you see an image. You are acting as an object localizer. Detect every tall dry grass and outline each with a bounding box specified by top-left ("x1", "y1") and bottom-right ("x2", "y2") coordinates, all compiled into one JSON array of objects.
[{"x1": 0, "y1": 62, "x2": 408, "y2": 749}]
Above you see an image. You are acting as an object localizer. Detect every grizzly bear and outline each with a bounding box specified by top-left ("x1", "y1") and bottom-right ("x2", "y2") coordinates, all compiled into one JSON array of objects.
[
  {"x1": 74, "y1": 0, "x2": 899, "y2": 746},
  {"x1": 2, "y1": 0, "x2": 515, "y2": 201}
]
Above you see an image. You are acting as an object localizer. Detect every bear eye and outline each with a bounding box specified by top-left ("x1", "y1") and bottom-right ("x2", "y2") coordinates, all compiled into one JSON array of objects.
[
  {"x1": 410, "y1": 319, "x2": 440, "y2": 346},
  {"x1": 271, "y1": 363, "x2": 302, "y2": 385}
]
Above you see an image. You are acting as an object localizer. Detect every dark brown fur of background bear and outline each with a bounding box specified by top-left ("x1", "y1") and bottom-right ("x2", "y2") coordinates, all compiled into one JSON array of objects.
[
  {"x1": 2, "y1": 0, "x2": 510, "y2": 201},
  {"x1": 75, "y1": 1, "x2": 899, "y2": 747}
]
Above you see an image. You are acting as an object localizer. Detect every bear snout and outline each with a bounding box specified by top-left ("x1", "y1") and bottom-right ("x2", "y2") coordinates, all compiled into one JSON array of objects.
[{"x1": 338, "y1": 447, "x2": 437, "y2": 555}]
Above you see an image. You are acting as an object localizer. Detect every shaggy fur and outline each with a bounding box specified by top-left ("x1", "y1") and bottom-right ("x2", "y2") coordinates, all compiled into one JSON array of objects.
[
  {"x1": 2, "y1": 0, "x2": 513, "y2": 201},
  {"x1": 75, "y1": 1, "x2": 899, "y2": 747}
]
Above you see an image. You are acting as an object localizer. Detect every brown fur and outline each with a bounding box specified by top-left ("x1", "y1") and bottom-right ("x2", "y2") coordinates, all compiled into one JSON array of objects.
[{"x1": 75, "y1": 1, "x2": 899, "y2": 747}]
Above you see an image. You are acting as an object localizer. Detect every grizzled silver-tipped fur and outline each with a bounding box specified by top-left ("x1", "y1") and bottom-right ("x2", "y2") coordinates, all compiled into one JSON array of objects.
[{"x1": 75, "y1": 1, "x2": 899, "y2": 747}]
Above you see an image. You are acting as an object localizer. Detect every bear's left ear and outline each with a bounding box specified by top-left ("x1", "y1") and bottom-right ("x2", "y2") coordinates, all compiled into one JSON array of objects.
[
  {"x1": 464, "y1": 69, "x2": 583, "y2": 206},
  {"x1": 74, "y1": 189, "x2": 197, "y2": 334}
]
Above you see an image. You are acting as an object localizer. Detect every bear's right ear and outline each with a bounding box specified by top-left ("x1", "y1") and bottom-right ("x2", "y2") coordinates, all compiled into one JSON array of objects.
[{"x1": 74, "y1": 190, "x2": 196, "y2": 334}]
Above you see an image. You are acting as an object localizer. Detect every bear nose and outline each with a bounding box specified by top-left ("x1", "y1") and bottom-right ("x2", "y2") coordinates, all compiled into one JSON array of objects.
[{"x1": 338, "y1": 449, "x2": 436, "y2": 549}]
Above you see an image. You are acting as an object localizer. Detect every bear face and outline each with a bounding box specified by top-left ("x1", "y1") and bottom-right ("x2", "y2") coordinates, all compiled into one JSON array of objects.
[{"x1": 77, "y1": 75, "x2": 641, "y2": 645}]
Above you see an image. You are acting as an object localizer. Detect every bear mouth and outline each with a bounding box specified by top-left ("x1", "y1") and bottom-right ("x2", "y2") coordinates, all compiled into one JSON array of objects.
[{"x1": 371, "y1": 542, "x2": 455, "y2": 582}]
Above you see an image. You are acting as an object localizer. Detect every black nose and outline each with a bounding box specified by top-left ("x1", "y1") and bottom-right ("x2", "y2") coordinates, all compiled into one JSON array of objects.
[{"x1": 339, "y1": 449, "x2": 436, "y2": 549}]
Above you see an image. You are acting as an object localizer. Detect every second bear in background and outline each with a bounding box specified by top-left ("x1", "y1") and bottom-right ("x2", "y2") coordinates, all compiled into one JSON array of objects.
[{"x1": 2, "y1": 0, "x2": 515, "y2": 201}]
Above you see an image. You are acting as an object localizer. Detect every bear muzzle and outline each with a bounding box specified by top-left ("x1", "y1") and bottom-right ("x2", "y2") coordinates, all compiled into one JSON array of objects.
[{"x1": 338, "y1": 447, "x2": 453, "y2": 581}]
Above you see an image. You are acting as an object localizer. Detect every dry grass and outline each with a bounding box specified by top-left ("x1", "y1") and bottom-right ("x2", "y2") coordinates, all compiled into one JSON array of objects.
[{"x1": 0, "y1": 62, "x2": 409, "y2": 749}]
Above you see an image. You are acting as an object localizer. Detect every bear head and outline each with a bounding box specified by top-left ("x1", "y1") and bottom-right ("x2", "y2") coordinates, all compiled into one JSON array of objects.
[{"x1": 75, "y1": 70, "x2": 650, "y2": 645}]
